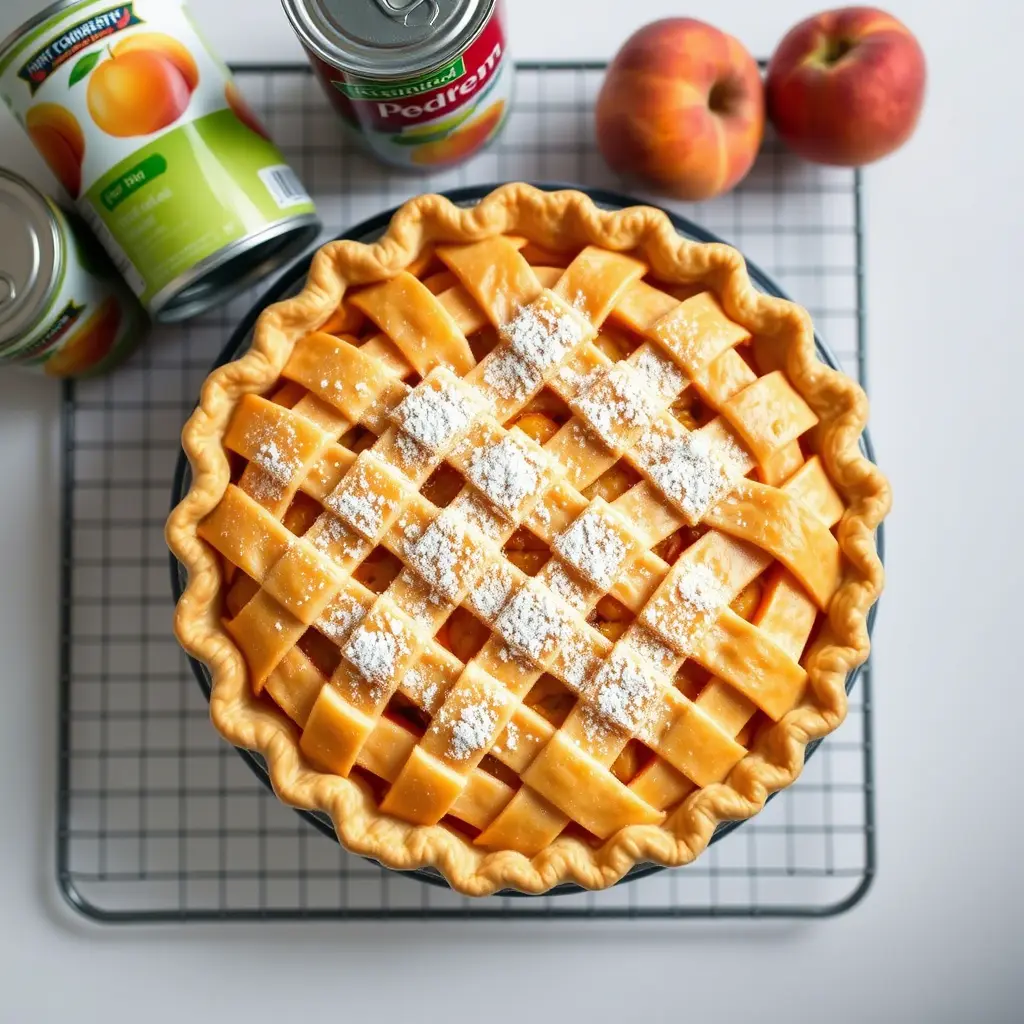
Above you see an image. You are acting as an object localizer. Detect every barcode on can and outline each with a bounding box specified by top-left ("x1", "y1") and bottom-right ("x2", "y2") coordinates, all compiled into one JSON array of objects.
[{"x1": 258, "y1": 165, "x2": 311, "y2": 209}]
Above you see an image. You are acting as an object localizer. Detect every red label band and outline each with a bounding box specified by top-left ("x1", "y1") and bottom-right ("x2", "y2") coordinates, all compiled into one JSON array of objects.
[{"x1": 307, "y1": 3, "x2": 507, "y2": 133}]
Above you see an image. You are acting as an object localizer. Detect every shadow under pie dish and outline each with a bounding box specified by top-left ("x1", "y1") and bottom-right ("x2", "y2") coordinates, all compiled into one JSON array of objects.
[{"x1": 167, "y1": 183, "x2": 890, "y2": 896}]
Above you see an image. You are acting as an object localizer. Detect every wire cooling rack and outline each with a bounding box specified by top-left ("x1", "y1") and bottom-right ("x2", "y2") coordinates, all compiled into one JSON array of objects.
[{"x1": 58, "y1": 62, "x2": 875, "y2": 922}]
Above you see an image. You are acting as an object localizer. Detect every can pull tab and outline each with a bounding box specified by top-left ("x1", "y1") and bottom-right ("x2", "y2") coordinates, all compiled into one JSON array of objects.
[
  {"x1": 0, "y1": 272, "x2": 16, "y2": 312},
  {"x1": 373, "y1": 0, "x2": 439, "y2": 27}
]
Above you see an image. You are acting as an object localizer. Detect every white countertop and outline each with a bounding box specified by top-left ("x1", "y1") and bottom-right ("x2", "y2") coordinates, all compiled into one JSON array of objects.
[{"x1": 1, "y1": 0, "x2": 1022, "y2": 1020}]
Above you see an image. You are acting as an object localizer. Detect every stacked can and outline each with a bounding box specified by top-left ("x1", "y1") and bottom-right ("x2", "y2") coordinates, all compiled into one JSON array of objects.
[
  {"x1": 0, "y1": 169, "x2": 146, "y2": 376},
  {"x1": 0, "y1": 0, "x2": 321, "y2": 325}
]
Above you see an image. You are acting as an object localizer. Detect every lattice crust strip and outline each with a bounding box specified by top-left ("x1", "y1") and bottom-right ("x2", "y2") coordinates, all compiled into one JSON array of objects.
[{"x1": 169, "y1": 184, "x2": 889, "y2": 896}]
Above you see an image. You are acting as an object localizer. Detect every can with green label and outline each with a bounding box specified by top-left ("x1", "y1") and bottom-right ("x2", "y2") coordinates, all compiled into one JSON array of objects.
[
  {"x1": 0, "y1": 0, "x2": 321, "y2": 322},
  {"x1": 0, "y1": 168, "x2": 147, "y2": 377}
]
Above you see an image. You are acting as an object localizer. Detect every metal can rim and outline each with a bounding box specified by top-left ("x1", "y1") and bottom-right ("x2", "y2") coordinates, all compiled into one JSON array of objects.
[
  {"x1": 148, "y1": 213, "x2": 321, "y2": 323},
  {"x1": 281, "y1": 0, "x2": 496, "y2": 81},
  {"x1": 0, "y1": 170, "x2": 64, "y2": 353}
]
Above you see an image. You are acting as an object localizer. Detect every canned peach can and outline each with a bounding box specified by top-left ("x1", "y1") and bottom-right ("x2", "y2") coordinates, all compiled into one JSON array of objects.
[
  {"x1": 0, "y1": 0, "x2": 321, "y2": 322},
  {"x1": 0, "y1": 168, "x2": 147, "y2": 377},
  {"x1": 282, "y1": 0, "x2": 512, "y2": 169}
]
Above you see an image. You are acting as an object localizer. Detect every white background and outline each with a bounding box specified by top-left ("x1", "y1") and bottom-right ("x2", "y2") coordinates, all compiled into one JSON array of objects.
[{"x1": 0, "y1": 0, "x2": 1022, "y2": 1021}]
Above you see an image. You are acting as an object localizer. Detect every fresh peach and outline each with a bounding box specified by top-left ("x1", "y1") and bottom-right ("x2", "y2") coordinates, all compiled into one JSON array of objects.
[
  {"x1": 111, "y1": 32, "x2": 199, "y2": 91},
  {"x1": 595, "y1": 19, "x2": 764, "y2": 200},
  {"x1": 766, "y1": 7, "x2": 926, "y2": 166},
  {"x1": 25, "y1": 103, "x2": 84, "y2": 197},
  {"x1": 87, "y1": 48, "x2": 192, "y2": 137},
  {"x1": 225, "y1": 81, "x2": 271, "y2": 140}
]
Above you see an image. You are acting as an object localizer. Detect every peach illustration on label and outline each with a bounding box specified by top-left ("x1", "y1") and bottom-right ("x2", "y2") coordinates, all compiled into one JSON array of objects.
[
  {"x1": 225, "y1": 81, "x2": 271, "y2": 141},
  {"x1": 25, "y1": 103, "x2": 85, "y2": 197},
  {"x1": 85, "y1": 33, "x2": 199, "y2": 137},
  {"x1": 44, "y1": 296, "x2": 122, "y2": 378},
  {"x1": 110, "y1": 33, "x2": 199, "y2": 90},
  {"x1": 411, "y1": 99, "x2": 505, "y2": 166}
]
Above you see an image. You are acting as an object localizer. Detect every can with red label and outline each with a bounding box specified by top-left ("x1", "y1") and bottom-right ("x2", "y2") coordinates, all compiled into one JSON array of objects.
[{"x1": 282, "y1": 0, "x2": 512, "y2": 170}]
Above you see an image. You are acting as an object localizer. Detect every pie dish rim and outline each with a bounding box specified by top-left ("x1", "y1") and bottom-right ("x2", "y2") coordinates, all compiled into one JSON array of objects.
[{"x1": 166, "y1": 181, "x2": 890, "y2": 896}]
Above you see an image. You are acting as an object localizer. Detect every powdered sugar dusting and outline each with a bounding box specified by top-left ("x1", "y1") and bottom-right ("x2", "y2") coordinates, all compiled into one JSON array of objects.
[
  {"x1": 501, "y1": 298, "x2": 586, "y2": 372},
  {"x1": 590, "y1": 648, "x2": 659, "y2": 733},
  {"x1": 633, "y1": 346, "x2": 688, "y2": 400},
  {"x1": 557, "y1": 628, "x2": 601, "y2": 693},
  {"x1": 494, "y1": 582, "x2": 568, "y2": 664},
  {"x1": 245, "y1": 467, "x2": 285, "y2": 503},
  {"x1": 635, "y1": 425, "x2": 736, "y2": 522},
  {"x1": 556, "y1": 363, "x2": 588, "y2": 397},
  {"x1": 250, "y1": 419, "x2": 301, "y2": 483},
  {"x1": 530, "y1": 501, "x2": 551, "y2": 528},
  {"x1": 554, "y1": 503, "x2": 629, "y2": 589},
  {"x1": 467, "y1": 562, "x2": 514, "y2": 622},
  {"x1": 580, "y1": 704, "x2": 623, "y2": 750},
  {"x1": 623, "y1": 626, "x2": 678, "y2": 674},
  {"x1": 399, "y1": 516, "x2": 422, "y2": 546},
  {"x1": 450, "y1": 491, "x2": 507, "y2": 540},
  {"x1": 447, "y1": 702, "x2": 499, "y2": 761},
  {"x1": 326, "y1": 486, "x2": 389, "y2": 540},
  {"x1": 467, "y1": 435, "x2": 545, "y2": 518},
  {"x1": 573, "y1": 364, "x2": 656, "y2": 452},
  {"x1": 316, "y1": 592, "x2": 366, "y2": 643},
  {"x1": 543, "y1": 561, "x2": 592, "y2": 612},
  {"x1": 248, "y1": 421, "x2": 303, "y2": 502},
  {"x1": 406, "y1": 513, "x2": 474, "y2": 601},
  {"x1": 503, "y1": 721, "x2": 519, "y2": 751},
  {"x1": 252, "y1": 438, "x2": 300, "y2": 485},
  {"x1": 325, "y1": 454, "x2": 405, "y2": 542},
  {"x1": 674, "y1": 562, "x2": 727, "y2": 613},
  {"x1": 403, "y1": 666, "x2": 438, "y2": 711},
  {"x1": 343, "y1": 619, "x2": 409, "y2": 686},
  {"x1": 654, "y1": 309, "x2": 701, "y2": 365},
  {"x1": 394, "y1": 430, "x2": 430, "y2": 472},
  {"x1": 310, "y1": 512, "x2": 365, "y2": 560},
  {"x1": 643, "y1": 561, "x2": 728, "y2": 652},
  {"x1": 392, "y1": 375, "x2": 478, "y2": 453},
  {"x1": 483, "y1": 347, "x2": 542, "y2": 402}
]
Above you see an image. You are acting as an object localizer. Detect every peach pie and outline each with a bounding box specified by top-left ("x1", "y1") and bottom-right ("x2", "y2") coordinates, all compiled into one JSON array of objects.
[{"x1": 167, "y1": 184, "x2": 889, "y2": 895}]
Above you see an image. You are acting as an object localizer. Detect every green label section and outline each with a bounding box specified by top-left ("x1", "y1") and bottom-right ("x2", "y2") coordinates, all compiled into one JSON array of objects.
[
  {"x1": 84, "y1": 109, "x2": 315, "y2": 307},
  {"x1": 101, "y1": 154, "x2": 167, "y2": 211},
  {"x1": 335, "y1": 56, "x2": 465, "y2": 100}
]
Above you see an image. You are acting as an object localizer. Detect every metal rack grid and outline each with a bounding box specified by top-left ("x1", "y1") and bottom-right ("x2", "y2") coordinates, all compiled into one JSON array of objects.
[{"x1": 58, "y1": 62, "x2": 875, "y2": 922}]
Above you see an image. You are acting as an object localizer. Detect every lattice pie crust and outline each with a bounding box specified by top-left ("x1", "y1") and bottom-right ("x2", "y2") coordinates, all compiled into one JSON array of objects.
[{"x1": 167, "y1": 184, "x2": 889, "y2": 895}]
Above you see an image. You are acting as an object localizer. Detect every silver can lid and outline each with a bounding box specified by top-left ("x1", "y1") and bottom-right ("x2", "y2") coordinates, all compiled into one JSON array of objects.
[
  {"x1": 0, "y1": 169, "x2": 61, "y2": 346},
  {"x1": 282, "y1": 0, "x2": 491, "y2": 78}
]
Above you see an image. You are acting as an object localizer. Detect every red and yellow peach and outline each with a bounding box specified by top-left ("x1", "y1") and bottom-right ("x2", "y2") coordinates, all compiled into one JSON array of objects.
[
  {"x1": 766, "y1": 7, "x2": 926, "y2": 166},
  {"x1": 595, "y1": 18, "x2": 764, "y2": 200}
]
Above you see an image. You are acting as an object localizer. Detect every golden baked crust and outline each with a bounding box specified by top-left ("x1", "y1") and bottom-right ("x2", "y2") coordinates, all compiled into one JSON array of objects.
[{"x1": 166, "y1": 183, "x2": 889, "y2": 895}]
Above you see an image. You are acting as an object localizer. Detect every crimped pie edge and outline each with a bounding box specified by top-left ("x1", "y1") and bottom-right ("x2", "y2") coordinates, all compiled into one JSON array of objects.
[{"x1": 166, "y1": 183, "x2": 890, "y2": 896}]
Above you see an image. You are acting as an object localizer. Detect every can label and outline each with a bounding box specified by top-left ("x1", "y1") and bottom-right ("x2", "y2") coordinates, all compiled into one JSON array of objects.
[
  {"x1": 5, "y1": 201, "x2": 145, "y2": 377},
  {"x1": 0, "y1": 0, "x2": 317, "y2": 313},
  {"x1": 306, "y1": 1, "x2": 512, "y2": 169}
]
